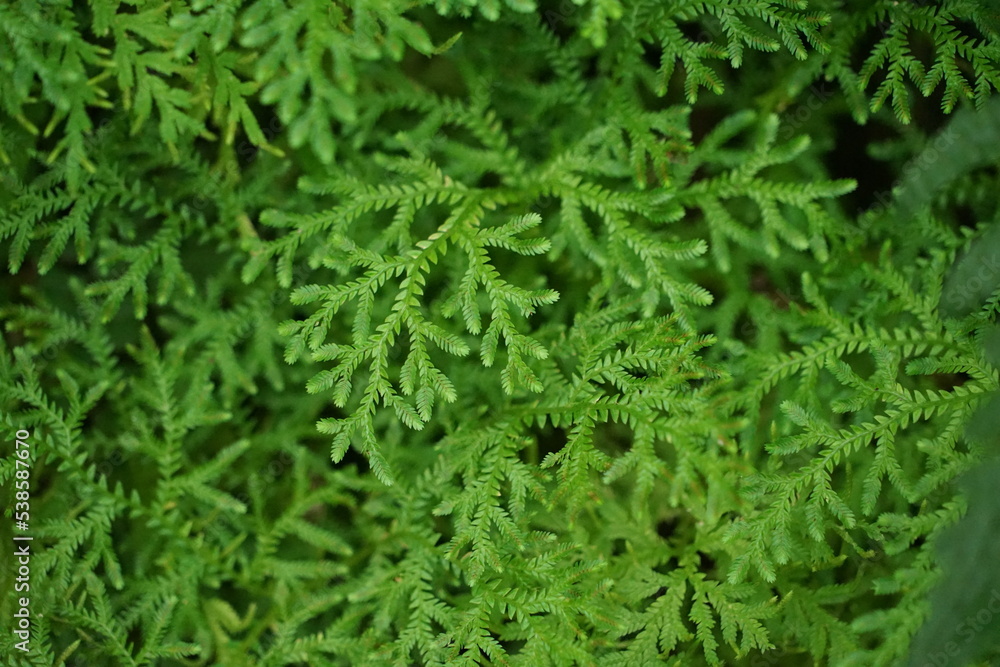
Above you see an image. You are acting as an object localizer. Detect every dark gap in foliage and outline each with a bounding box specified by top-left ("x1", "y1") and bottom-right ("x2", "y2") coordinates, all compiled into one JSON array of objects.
[
  {"x1": 249, "y1": 99, "x2": 286, "y2": 156},
  {"x1": 750, "y1": 266, "x2": 793, "y2": 309},
  {"x1": 191, "y1": 132, "x2": 223, "y2": 171},
  {"x1": 638, "y1": 152, "x2": 660, "y2": 187},
  {"x1": 437, "y1": 122, "x2": 484, "y2": 153},
  {"x1": 825, "y1": 466, "x2": 852, "y2": 509},
  {"x1": 0, "y1": 311, "x2": 28, "y2": 347},
  {"x1": 840, "y1": 350, "x2": 876, "y2": 380},
  {"x1": 299, "y1": 600, "x2": 343, "y2": 642},
  {"x1": 537, "y1": 0, "x2": 576, "y2": 43},
  {"x1": 500, "y1": 638, "x2": 526, "y2": 656},
  {"x1": 696, "y1": 551, "x2": 716, "y2": 575},
  {"x1": 411, "y1": 201, "x2": 454, "y2": 243},
  {"x1": 368, "y1": 107, "x2": 427, "y2": 145},
  {"x1": 475, "y1": 171, "x2": 502, "y2": 189},
  {"x1": 686, "y1": 375, "x2": 710, "y2": 395},
  {"x1": 640, "y1": 41, "x2": 662, "y2": 74},
  {"x1": 432, "y1": 514, "x2": 454, "y2": 547},
  {"x1": 594, "y1": 420, "x2": 632, "y2": 459},
  {"x1": 579, "y1": 205, "x2": 604, "y2": 243},
  {"x1": 420, "y1": 423, "x2": 448, "y2": 450},
  {"x1": 31, "y1": 455, "x2": 58, "y2": 500},
  {"x1": 626, "y1": 367, "x2": 649, "y2": 380},
  {"x1": 909, "y1": 91, "x2": 952, "y2": 135},
  {"x1": 245, "y1": 400, "x2": 273, "y2": 431},
  {"x1": 732, "y1": 312, "x2": 754, "y2": 343},
  {"x1": 530, "y1": 192, "x2": 560, "y2": 214},
  {"x1": 656, "y1": 515, "x2": 680, "y2": 540},
  {"x1": 525, "y1": 424, "x2": 568, "y2": 463},
  {"x1": 416, "y1": 9, "x2": 465, "y2": 50},
  {"x1": 951, "y1": 202, "x2": 982, "y2": 231},
  {"x1": 142, "y1": 304, "x2": 172, "y2": 350},
  {"x1": 592, "y1": 378, "x2": 617, "y2": 398},
  {"x1": 687, "y1": 162, "x2": 716, "y2": 190},
  {"x1": 931, "y1": 372, "x2": 970, "y2": 391},
  {"x1": 611, "y1": 538, "x2": 628, "y2": 556},
  {"x1": 618, "y1": 628, "x2": 642, "y2": 643},
  {"x1": 535, "y1": 65, "x2": 558, "y2": 87},
  {"x1": 751, "y1": 386, "x2": 784, "y2": 453},
  {"x1": 828, "y1": 115, "x2": 895, "y2": 214},
  {"x1": 860, "y1": 536, "x2": 888, "y2": 564},
  {"x1": 338, "y1": 439, "x2": 372, "y2": 474},
  {"x1": 126, "y1": 624, "x2": 149, "y2": 661},
  {"x1": 951, "y1": 17, "x2": 992, "y2": 44},
  {"x1": 214, "y1": 581, "x2": 259, "y2": 629},
  {"x1": 96, "y1": 444, "x2": 131, "y2": 489},
  {"x1": 707, "y1": 196, "x2": 749, "y2": 233},
  {"x1": 233, "y1": 139, "x2": 260, "y2": 168},
  {"x1": 830, "y1": 551, "x2": 862, "y2": 588},
  {"x1": 906, "y1": 32, "x2": 935, "y2": 77},
  {"x1": 678, "y1": 20, "x2": 712, "y2": 44},
  {"x1": 428, "y1": 617, "x2": 449, "y2": 640},
  {"x1": 444, "y1": 576, "x2": 468, "y2": 602},
  {"x1": 850, "y1": 23, "x2": 883, "y2": 76}
]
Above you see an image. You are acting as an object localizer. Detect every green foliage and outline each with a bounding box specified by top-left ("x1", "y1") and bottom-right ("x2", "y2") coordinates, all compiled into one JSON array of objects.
[
  {"x1": 2, "y1": 1, "x2": 1000, "y2": 666},
  {"x1": 815, "y1": 0, "x2": 1000, "y2": 123}
]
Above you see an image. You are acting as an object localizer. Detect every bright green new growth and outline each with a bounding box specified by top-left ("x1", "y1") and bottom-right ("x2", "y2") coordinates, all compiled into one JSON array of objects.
[{"x1": 2, "y1": 0, "x2": 1000, "y2": 665}]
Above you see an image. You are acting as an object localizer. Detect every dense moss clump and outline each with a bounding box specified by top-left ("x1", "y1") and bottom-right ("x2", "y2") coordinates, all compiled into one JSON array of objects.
[{"x1": 2, "y1": 1, "x2": 1000, "y2": 665}]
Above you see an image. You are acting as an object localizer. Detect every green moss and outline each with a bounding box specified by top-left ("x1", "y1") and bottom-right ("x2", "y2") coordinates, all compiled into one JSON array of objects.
[{"x1": 2, "y1": 1, "x2": 1000, "y2": 665}]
